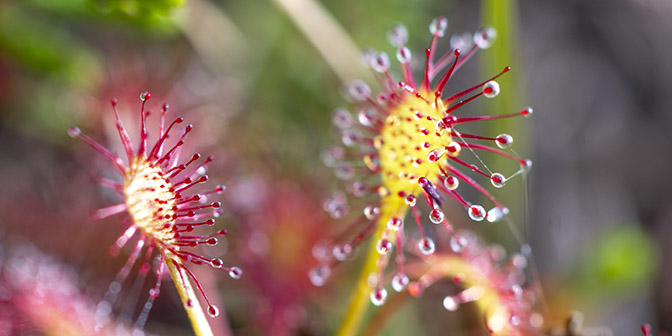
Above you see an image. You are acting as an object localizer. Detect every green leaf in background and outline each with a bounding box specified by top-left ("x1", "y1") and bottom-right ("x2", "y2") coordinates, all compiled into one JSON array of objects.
[{"x1": 574, "y1": 225, "x2": 659, "y2": 297}]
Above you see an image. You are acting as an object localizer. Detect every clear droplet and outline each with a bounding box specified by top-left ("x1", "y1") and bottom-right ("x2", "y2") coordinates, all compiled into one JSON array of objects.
[
  {"x1": 149, "y1": 288, "x2": 160, "y2": 299},
  {"x1": 387, "y1": 217, "x2": 403, "y2": 231},
  {"x1": 332, "y1": 108, "x2": 353, "y2": 129},
  {"x1": 321, "y1": 146, "x2": 345, "y2": 167},
  {"x1": 341, "y1": 129, "x2": 361, "y2": 147},
  {"x1": 482, "y1": 81, "x2": 500, "y2": 98},
  {"x1": 429, "y1": 16, "x2": 448, "y2": 37},
  {"x1": 363, "y1": 154, "x2": 380, "y2": 172},
  {"x1": 429, "y1": 208, "x2": 444, "y2": 224},
  {"x1": 370, "y1": 288, "x2": 388, "y2": 306},
  {"x1": 67, "y1": 126, "x2": 81, "y2": 138},
  {"x1": 522, "y1": 159, "x2": 533, "y2": 173},
  {"x1": 332, "y1": 244, "x2": 352, "y2": 261},
  {"x1": 445, "y1": 141, "x2": 461, "y2": 156},
  {"x1": 405, "y1": 195, "x2": 417, "y2": 207},
  {"x1": 443, "y1": 296, "x2": 460, "y2": 311},
  {"x1": 351, "y1": 181, "x2": 367, "y2": 197},
  {"x1": 511, "y1": 253, "x2": 527, "y2": 269},
  {"x1": 449, "y1": 235, "x2": 468, "y2": 253},
  {"x1": 486, "y1": 206, "x2": 508, "y2": 223},
  {"x1": 347, "y1": 80, "x2": 371, "y2": 102},
  {"x1": 210, "y1": 258, "x2": 223, "y2": 268},
  {"x1": 358, "y1": 108, "x2": 376, "y2": 126},
  {"x1": 450, "y1": 32, "x2": 473, "y2": 50},
  {"x1": 522, "y1": 106, "x2": 534, "y2": 118},
  {"x1": 334, "y1": 163, "x2": 354, "y2": 180},
  {"x1": 495, "y1": 134, "x2": 513, "y2": 149},
  {"x1": 468, "y1": 205, "x2": 486, "y2": 221},
  {"x1": 139, "y1": 91, "x2": 150, "y2": 102},
  {"x1": 207, "y1": 305, "x2": 220, "y2": 317},
  {"x1": 309, "y1": 265, "x2": 331, "y2": 287},
  {"x1": 387, "y1": 24, "x2": 408, "y2": 47},
  {"x1": 490, "y1": 173, "x2": 506, "y2": 188},
  {"x1": 427, "y1": 147, "x2": 445, "y2": 162},
  {"x1": 391, "y1": 273, "x2": 409, "y2": 292},
  {"x1": 444, "y1": 175, "x2": 459, "y2": 190},
  {"x1": 376, "y1": 239, "x2": 393, "y2": 255},
  {"x1": 370, "y1": 52, "x2": 390, "y2": 73},
  {"x1": 396, "y1": 47, "x2": 411, "y2": 64},
  {"x1": 363, "y1": 206, "x2": 380, "y2": 220},
  {"x1": 473, "y1": 26, "x2": 497, "y2": 49},
  {"x1": 228, "y1": 266, "x2": 242, "y2": 279},
  {"x1": 418, "y1": 237, "x2": 436, "y2": 255}
]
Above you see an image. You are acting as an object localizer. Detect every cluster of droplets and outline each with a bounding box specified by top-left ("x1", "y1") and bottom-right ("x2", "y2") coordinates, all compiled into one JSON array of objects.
[
  {"x1": 312, "y1": 15, "x2": 535, "y2": 316},
  {"x1": 406, "y1": 232, "x2": 543, "y2": 335},
  {"x1": 69, "y1": 92, "x2": 241, "y2": 326}
]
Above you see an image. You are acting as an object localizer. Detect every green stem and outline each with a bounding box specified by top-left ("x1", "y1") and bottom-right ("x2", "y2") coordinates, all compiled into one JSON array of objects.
[{"x1": 164, "y1": 251, "x2": 214, "y2": 336}]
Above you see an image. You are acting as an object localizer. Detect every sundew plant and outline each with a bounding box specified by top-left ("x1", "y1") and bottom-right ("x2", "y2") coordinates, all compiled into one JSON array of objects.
[{"x1": 0, "y1": 0, "x2": 664, "y2": 335}]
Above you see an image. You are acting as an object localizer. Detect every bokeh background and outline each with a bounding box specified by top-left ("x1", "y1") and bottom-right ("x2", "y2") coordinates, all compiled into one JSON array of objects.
[{"x1": 0, "y1": 0, "x2": 669, "y2": 335}]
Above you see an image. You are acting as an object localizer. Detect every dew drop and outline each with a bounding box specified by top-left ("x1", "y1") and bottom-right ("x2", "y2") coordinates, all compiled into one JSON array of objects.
[
  {"x1": 449, "y1": 235, "x2": 468, "y2": 253},
  {"x1": 341, "y1": 129, "x2": 362, "y2": 147},
  {"x1": 228, "y1": 267, "x2": 242, "y2": 279},
  {"x1": 332, "y1": 108, "x2": 353, "y2": 129},
  {"x1": 67, "y1": 126, "x2": 81, "y2": 138},
  {"x1": 427, "y1": 147, "x2": 445, "y2": 162},
  {"x1": 522, "y1": 106, "x2": 534, "y2": 118},
  {"x1": 468, "y1": 205, "x2": 486, "y2": 221},
  {"x1": 444, "y1": 175, "x2": 459, "y2": 190},
  {"x1": 429, "y1": 208, "x2": 444, "y2": 224},
  {"x1": 363, "y1": 155, "x2": 380, "y2": 172},
  {"x1": 482, "y1": 81, "x2": 500, "y2": 98},
  {"x1": 473, "y1": 26, "x2": 497, "y2": 49},
  {"x1": 149, "y1": 288, "x2": 160, "y2": 299},
  {"x1": 309, "y1": 265, "x2": 331, "y2": 287},
  {"x1": 450, "y1": 32, "x2": 473, "y2": 50},
  {"x1": 486, "y1": 206, "x2": 508, "y2": 223},
  {"x1": 332, "y1": 244, "x2": 352, "y2": 261},
  {"x1": 370, "y1": 288, "x2": 388, "y2": 306},
  {"x1": 370, "y1": 52, "x2": 390, "y2": 73},
  {"x1": 522, "y1": 159, "x2": 533, "y2": 173},
  {"x1": 387, "y1": 24, "x2": 408, "y2": 47},
  {"x1": 376, "y1": 238, "x2": 393, "y2": 255},
  {"x1": 511, "y1": 253, "x2": 527, "y2": 269},
  {"x1": 351, "y1": 181, "x2": 367, "y2": 197},
  {"x1": 334, "y1": 163, "x2": 355, "y2": 180},
  {"x1": 405, "y1": 195, "x2": 417, "y2": 207},
  {"x1": 418, "y1": 237, "x2": 436, "y2": 255},
  {"x1": 358, "y1": 108, "x2": 376, "y2": 126},
  {"x1": 490, "y1": 173, "x2": 506, "y2": 188},
  {"x1": 443, "y1": 296, "x2": 460, "y2": 311},
  {"x1": 445, "y1": 141, "x2": 461, "y2": 156},
  {"x1": 186, "y1": 299, "x2": 194, "y2": 308},
  {"x1": 210, "y1": 258, "x2": 224, "y2": 268},
  {"x1": 495, "y1": 134, "x2": 513, "y2": 149},
  {"x1": 391, "y1": 273, "x2": 409, "y2": 292},
  {"x1": 207, "y1": 305, "x2": 219, "y2": 317},
  {"x1": 347, "y1": 80, "x2": 371, "y2": 102},
  {"x1": 429, "y1": 16, "x2": 448, "y2": 37},
  {"x1": 396, "y1": 47, "x2": 411, "y2": 64},
  {"x1": 387, "y1": 217, "x2": 403, "y2": 231},
  {"x1": 363, "y1": 206, "x2": 380, "y2": 220},
  {"x1": 321, "y1": 146, "x2": 345, "y2": 167},
  {"x1": 139, "y1": 91, "x2": 151, "y2": 102},
  {"x1": 206, "y1": 237, "x2": 218, "y2": 246}
]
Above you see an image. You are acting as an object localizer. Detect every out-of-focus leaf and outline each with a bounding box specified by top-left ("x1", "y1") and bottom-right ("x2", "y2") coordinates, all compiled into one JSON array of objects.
[
  {"x1": 574, "y1": 225, "x2": 658, "y2": 296},
  {"x1": 0, "y1": 5, "x2": 101, "y2": 86}
]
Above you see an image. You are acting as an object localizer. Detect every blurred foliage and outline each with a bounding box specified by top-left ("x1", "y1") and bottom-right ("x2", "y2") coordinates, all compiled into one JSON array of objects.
[{"x1": 573, "y1": 225, "x2": 658, "y2": 296}]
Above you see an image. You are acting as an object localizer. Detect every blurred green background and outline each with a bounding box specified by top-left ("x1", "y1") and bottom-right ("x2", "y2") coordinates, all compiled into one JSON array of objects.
[{"x1": 0, "y1": 0, "x2": 669, "y2": 335}]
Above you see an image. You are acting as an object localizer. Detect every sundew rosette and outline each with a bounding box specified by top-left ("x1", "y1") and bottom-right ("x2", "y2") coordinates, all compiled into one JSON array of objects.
[
  {"x1": 69, "y1": 92, "x2": 240, "y2": 335},
  {"x1": 312, "y1": 17, "x2": 535, "y2": 334}
]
